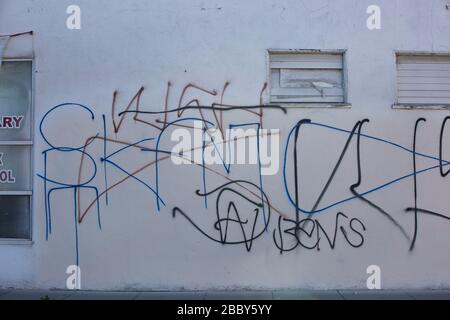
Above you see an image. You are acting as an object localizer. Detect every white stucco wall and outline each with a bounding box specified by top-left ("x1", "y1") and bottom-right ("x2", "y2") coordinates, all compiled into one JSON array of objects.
[{"x1": 1, "y1": 0, "x2": 450, "y2": 290}]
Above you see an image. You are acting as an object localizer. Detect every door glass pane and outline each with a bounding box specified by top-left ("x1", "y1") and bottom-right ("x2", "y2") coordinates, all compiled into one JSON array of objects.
[
  {"x1": 0, "y1": 61, "x2": 32, "y2": 141},
  {"x1": 0, "y1": 195, "x2": 30, "y2": 239},
  {"x1": 0, "y1": 145, "x2": 31, "y2": 191}
]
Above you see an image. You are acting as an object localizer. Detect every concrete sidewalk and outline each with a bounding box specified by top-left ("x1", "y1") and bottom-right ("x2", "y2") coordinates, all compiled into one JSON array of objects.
[{"x1": 1, "y1": 288, "x2": 450, "y2": 300}]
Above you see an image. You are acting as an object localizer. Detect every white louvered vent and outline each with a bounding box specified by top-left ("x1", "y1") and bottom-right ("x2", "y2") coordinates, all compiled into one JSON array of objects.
[
  {"x1": 396, "y1": 55, "x2": 450, "y2": 105},
  {"x1": 269, "y1": 52, "x2": 345, "y2": 103}
]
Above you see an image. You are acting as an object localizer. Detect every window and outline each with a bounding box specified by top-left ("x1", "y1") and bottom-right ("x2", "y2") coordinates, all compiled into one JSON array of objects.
[
  {"x1": 395, "y1": 54, "x2": 450, "y2": 107},
  {"x1": 0, "y1": 60, "x2": 32, "y2": 240},
  {"x1": 269, "y1": 50, "x2": 347, "y2": 105}
]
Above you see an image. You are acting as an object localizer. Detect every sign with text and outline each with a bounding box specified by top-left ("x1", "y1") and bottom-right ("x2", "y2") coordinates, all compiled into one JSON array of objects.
[
  {"x1": 0, "y1": 146, "x2": 31, "y2": 191},
  {"x1": 0, "y1": 61, "x2": 32, "y2": 141}
]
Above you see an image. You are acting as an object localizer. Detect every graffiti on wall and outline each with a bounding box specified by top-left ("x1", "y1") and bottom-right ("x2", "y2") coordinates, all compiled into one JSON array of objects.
[{"x1": 38, "y1": 82, "x2": 450, "y2": 265}]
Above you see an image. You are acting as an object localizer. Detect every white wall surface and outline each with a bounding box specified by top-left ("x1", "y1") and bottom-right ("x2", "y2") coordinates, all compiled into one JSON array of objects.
[{"x1": 1, "y1": 0, "x2": 450, "y2": 290}]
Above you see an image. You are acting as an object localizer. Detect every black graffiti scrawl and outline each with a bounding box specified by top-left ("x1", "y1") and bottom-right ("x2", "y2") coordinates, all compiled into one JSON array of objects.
[{"x1": 38, "y1": 84, "x2": 450, "y2": 265}]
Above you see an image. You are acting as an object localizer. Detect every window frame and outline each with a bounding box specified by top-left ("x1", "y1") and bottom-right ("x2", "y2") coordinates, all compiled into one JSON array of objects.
[
  {"x1": 0, "y1": 58, "x2": 34, "y2": 244},
  {"x1": 393, "y1": 50, "x2": 450, "y2": 110},
  {"x1": 266, "y1": 49, "x2": 351, "y2": 109}
]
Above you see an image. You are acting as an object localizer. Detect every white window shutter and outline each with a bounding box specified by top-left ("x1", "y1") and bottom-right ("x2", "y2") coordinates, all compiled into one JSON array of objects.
[
  {"x1": 270, "y1": 52, "x2": 345, "y2": 103},
  {"x1": 397, "y1": 55, "x2": 450, "y2": 105}
]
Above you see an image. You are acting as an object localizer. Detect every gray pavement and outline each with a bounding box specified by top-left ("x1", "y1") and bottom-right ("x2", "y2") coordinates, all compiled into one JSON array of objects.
[{"x1": 1, "y1": 288, "x2": 450, "y2": 300}]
